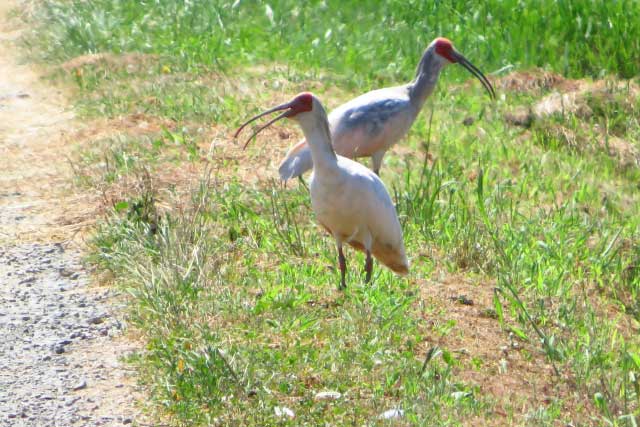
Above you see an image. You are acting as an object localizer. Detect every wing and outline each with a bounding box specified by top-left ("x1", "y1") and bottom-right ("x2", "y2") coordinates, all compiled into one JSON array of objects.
[
  {"x1": 336, "y1": 158, "x2": 409, "y2": 272},
  {"x1": 329, "y1": 86, "x2": 414, "y2": 158},
  {"x1": 278, "y1": 139, "x2": 313, "y2": 181},
  {"x1": 278, "y1": 85, "x2": 414, "y2": 181}
]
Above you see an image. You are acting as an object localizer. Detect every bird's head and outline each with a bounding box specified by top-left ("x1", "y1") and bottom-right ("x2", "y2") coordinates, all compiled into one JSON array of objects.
[
  {"x1": 428, "y1": 37, "x2": 496, "y2": 99},
  {"x1": 433, "y1": 37, "x2": 457, "y2": 64},
  {"x1": 234, "y1": 92, "x2": 323, "y2": 148}
]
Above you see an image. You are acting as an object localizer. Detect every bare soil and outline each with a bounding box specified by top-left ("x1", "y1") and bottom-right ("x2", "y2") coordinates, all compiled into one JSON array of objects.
[{"x1": 0, "y1": 2, "x2": 146, "y2": 425}]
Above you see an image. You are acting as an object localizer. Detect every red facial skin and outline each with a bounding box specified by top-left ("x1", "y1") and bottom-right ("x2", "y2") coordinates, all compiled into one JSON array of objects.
[
  {"x1": 289, "y1": 92, "x2": 313, "y2": 116},
  {"x1": 434, "y1": 37, "x2": 457, "y2": 63}
]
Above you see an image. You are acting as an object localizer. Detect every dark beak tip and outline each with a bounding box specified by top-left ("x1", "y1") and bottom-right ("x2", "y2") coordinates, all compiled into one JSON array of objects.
[
  {"x1": 233, "y1": 125, "x2": 245, "y2": 140},
  {"x1": 456, "y1": 55, "x2": 496, "y2": 100}
]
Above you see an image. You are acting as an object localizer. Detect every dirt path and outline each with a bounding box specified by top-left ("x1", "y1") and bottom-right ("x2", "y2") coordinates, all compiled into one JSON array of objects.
[{"x1": 0, "y1": 2, "x2": 145, "y2": 426}]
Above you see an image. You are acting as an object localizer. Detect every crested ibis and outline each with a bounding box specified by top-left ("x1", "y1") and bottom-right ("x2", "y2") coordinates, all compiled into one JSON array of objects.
[
  {"x1": 235, "y1": 92, "x2": 409, "y2": 289},
  {"x1": 278, "y1": 37, "x2": 495, "y2": 180}
]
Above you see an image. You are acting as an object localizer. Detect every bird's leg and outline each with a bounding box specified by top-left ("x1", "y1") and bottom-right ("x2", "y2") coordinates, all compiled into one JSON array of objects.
[
  {"x1": 297, "y1": 175, "x2": 309, "y2": 190},
  {"x1": 364, "y1": 250, "x2": 373, "y2": 283},
  {"x1": 371, "y1": 151, "x2": 385, "y2": 176},
  {"x1": 337, "y1": 244, "x2": 347, "y2": 290}
]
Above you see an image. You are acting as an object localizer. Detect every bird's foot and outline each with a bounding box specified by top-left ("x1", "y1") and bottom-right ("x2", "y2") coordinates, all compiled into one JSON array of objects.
[{"x1": 364, "y1": 251, "x2": 373, "y2": 283}]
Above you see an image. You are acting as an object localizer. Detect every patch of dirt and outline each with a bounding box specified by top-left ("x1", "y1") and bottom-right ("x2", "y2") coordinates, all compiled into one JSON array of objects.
[
  {"x1": 532, "y1": 91, "x2": 590, "y2": 118},
  {"x1": 210, "y1": 123, "x2": 300, "y2": 185},
  {"x1": 72, "y1": 112, "x2": 176, "y2": 143},
  {"x1": 501, "y1": 72, "x2": 640, "y2": 169},
  {"x1": 417, "y1": 272, "x2": 598, "y2": 425},
  {"x1": 496, "y1": 69, "x2": 582, "y2": 94},
  {"x1": 0, "y1": 243, "x2": 144, "y2": 426},
  {"x1": 503, "y1": 105, "x2": 534, "y2": 128},
  {"x1": 532, "y1": 80, "x2": 639, "y2": 119},
  {"x1": 598, "y1": 135, "x2": 640, "y2": 168},
  {"x1": 0, "y1": 2, "x2": 149, "y2": 425}
]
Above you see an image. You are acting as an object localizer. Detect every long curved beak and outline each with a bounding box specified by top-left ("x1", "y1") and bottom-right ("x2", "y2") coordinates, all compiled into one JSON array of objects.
[
  {"x1": 234, "y1": 101, "x2": 294, "y2": 149},
  {"x1": 452, "y1": 51, "x2": 496, "y2": 100}
]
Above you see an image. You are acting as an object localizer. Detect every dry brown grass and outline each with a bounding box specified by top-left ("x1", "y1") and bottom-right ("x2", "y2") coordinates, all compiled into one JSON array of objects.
[
  {"x1": 60, "y1": 52, "x2": 159, "y2": 73},
  {"x1": 500, "y1": 73, "x2": 640, "y2": 169},
  {"x1": 72, "y1": 112, "x2": 176, "y2": 141},
  {"x1": 496, "y1": 69, "x2": 581, "y2": 95},
  {"x1": 417, "y1": 272, "x2": 599, "y2": 425}
]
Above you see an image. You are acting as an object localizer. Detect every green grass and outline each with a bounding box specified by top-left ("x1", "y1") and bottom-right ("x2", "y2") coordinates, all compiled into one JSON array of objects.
[
  {"x1": 31, "y1": 0, "x2": 640, "y2": 82},
  {"x1": 24, "y1": 0, "x2": 640, "y2": 425},
  {"x1": 90, "y1": 175, "x2": 495, "y2": 425}
]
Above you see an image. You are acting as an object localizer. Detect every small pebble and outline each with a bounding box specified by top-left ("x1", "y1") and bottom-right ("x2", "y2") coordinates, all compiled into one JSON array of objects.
[
  {"x1": 314, "y1": 391, "x2": 342, "y2": 401},
  {"x1": 65, "y1": 396, "x2": 81, "y2": 406},
  {"x1": 451, "y1": 391, "x2": 472, "y2": 400},
  {"x1": 378, "y1": 409, "x2": 404, "y2": 420},
  {"x1": 71, "y1": 379, "x2": 87, "y2": 391},
  {"x1": 274, "y1": 406, "x2": 295, "y2": 419},
  {"x1": 89, "y1": 315, "x2": 106, "y2": 325}
]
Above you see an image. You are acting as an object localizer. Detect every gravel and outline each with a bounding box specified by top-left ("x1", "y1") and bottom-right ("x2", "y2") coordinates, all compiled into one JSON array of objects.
[{"x1": 0, "y1": 244, "x2": 141, "y2": 426}]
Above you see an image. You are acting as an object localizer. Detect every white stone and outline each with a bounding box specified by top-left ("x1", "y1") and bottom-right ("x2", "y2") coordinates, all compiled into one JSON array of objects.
[
  {"x1": 378, "y1": 408, "x2": 404, "y2": 420},
  {"x1": 274, "y1": 406, "x2": 295, "y2": 419},
  {"x1": 314, "y1": 391, "x2": 342, "y2": 401}
]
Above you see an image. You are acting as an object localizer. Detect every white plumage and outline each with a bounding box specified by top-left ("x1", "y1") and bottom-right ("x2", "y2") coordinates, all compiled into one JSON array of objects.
[
  {"x1": 278, "y1": 37, "x2": 495, "y2": 180},
  {"x1": 235, "y1": 92, "x2": 408, "y2": 288}
]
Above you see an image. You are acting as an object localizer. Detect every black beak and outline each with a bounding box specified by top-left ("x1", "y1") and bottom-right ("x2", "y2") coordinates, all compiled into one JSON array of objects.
[
  {"x1": 453, "y1": 51, "x2": 496, "y2": 100},
  {"x1": 234, "y1": 101, "x2": 294, "y2": 149}
]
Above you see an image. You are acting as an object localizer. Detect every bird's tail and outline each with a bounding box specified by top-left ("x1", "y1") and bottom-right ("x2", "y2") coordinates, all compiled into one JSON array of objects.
[
  {"x1": 278, "y1": 140, "x2": 313, "y2": 181},
  {"x1": 372, "y1": 241, "x2": 409, "y2": 276}
]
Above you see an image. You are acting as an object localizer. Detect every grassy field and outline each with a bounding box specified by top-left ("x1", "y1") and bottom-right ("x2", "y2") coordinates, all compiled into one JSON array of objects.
[{"x1": 25, "y1": 0, "x2": 640, "y2": 425}]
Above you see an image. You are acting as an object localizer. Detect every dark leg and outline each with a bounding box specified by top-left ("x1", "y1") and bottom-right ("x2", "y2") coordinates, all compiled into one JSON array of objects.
[
  {"x1": 338, "y1": 244, "x2": 347, "y2": 290},
  {"x1": 371, "y1": 151, "x2": 385, "y2": 177},
  {"x1": 297, "y1": 175, "x2": 309, "y2": 190},
  {"x1": 364, "y1": 250, "x2": 373, "y2": 283}
]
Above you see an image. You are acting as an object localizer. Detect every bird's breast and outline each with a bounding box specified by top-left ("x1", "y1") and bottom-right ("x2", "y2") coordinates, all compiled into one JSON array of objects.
[{"x1": 310, "y1": 175, "x2": 361, "y2": 233}]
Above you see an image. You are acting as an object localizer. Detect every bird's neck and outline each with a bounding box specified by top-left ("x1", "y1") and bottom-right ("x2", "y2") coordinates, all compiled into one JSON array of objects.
[
  {"x1": 300, "y1": 116, "x2": 338, "y2": 173},
  {"x1": 409, "y1": 51, "x2": 444, "y2": 109}
]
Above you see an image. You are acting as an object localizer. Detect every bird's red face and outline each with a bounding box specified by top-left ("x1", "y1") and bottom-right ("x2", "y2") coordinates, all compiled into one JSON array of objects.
[
  {"x1": 434, "y1": 37, "x2": 456, "y2": 63},
  {"x1": 431, "y1": 37, "x2": 496, "y2": 99},
  {"x1": 288, "y1": 92, "x2": 314, "y2": 117},
  {"x1": 234, "y1": 92, "x2": 314, "y2": 148}
]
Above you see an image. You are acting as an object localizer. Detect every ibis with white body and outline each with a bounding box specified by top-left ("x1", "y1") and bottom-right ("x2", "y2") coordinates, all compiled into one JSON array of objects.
[
  {"x1": 235, "y1": 92, "x2": 409, "y2": 289},
  {"x1": 278, "y1": 37, "x2": 495, "y2": 180}
]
